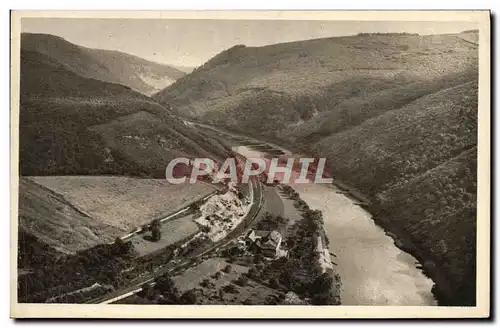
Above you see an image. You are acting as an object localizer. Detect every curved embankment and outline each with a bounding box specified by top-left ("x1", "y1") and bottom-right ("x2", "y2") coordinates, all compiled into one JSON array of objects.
[
  {"x1": 190, "y1": 122, "x2": 434, "y2": 305},
  {"x1": 278, "y1": 184, "x2": 342, "y2": 305},
  {"x1": 236, "y1": 144, "x2": 434, "y2": 305}
]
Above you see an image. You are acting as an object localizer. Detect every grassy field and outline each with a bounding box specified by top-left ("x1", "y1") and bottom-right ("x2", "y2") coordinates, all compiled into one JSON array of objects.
[
  {"x1": 28, "y1": 176, "x2": 217, "y2": 231},
  {"x1": 171, "y1": 257, "x2": 282, "y2": 304},
  {"x1": 132, "y1": 215, "x2": 200, "y2": 257},
  {"x1": 173, "y1": 258, "x2": 248, "y2": 293},
  {"x1": 18, "y1": 178, "x2": 120, "y2": 254}
]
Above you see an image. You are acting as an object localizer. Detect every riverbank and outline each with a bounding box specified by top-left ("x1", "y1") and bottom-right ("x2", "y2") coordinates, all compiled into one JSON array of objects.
[
  {"x1": 325, "y1": 173, "x2": 464, "y2": 305},
  {"x1": 370, "y1": 212, "x2": 456, "y2": 305},
  {"x1": 323, "y1": 176, "x2": 454, "y2": 305},
  {"x1": 189, "y1": 122, "x2": 437, "y2": 305},
  {"x1": 260, "y1": 146, "x2": 446, "y2": 305},
  {"x1": 280, "y1": 185, "x2": 342, "y2": 305}
]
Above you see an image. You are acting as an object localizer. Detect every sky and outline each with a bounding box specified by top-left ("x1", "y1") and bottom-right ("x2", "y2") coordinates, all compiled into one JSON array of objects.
[{"x1": 21, "y1": 18, "x2": 477, "y2": 68}]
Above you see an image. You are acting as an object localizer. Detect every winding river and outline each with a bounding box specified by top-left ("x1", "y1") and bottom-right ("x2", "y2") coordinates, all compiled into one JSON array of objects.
[{"x1": 235, "y1": 145, "x2": 436, "y2": 305}]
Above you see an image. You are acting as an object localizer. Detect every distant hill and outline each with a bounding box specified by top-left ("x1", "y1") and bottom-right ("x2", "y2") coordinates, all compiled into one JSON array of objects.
[
  {"x1": 153, "y1": 32, "x2": 479, "y2": 305},
  {"x1": 19, "y1": 48, "x2": 229, "y2": 177},
  {"x1": 153, "y1": 33, "x2": 478, "y2": 134},
  {"x1": 21, "y1": 33, "x2": 186, "y2": 95},
  {"x1": 174, "y1": 65, "x2": 197, "y2": 73}
]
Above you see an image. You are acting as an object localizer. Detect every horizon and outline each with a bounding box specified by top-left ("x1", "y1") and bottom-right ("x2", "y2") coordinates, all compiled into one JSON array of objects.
[{"x1": 21, "y1": 18, "x2": 477, "y2": 68}]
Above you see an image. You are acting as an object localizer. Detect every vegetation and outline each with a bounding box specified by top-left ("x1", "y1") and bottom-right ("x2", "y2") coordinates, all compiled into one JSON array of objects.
[
  {"x1": 235, "y1": 275, "x2": 249, "y2": 287},
  {"x1": 151, "y1": 220, "x2": 162, "y2": 242},
  {"x1": 179, "y1": 290, "x2": 198, "y2": 304},
  {"x1": 137, "y1": 274, "x2": 183, "y2": 304},
  {"x1": 256, "y1": 212, "x2": 289, "y2": 231},
  {"x1": 18, "y1": 238, "x2": 136, "y2": 303},
  {"x1": 22, "y1": 33, "x2": 186, "y2": 95},
  {"x1": 154, "y1": 31, "x2": 479, "y2": 306},
  {"x1": 20, "y1": 47, "x2": 230, "y2": 177},
  {"x1": 245, "y1": 186, "x2": 340, "y2": 305}
]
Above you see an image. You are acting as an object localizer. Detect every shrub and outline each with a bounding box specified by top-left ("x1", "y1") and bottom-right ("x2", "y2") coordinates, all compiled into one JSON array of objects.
[
  {"x1": 155, "y1": 274, "x2": 179, "y2": 301},
  {"x1": 222, "y1": 264, "x2": 233, "y2": 273},
  {"x1": 200, "y1": 278, "x2": 212, "y2": 288},
  {"x1": 269, "y1": 278, "x2": 280, "y2": 289},
  {"x1": 151, "y1": 220, "x2": 162, "y2": 242},
  {"x1": 235, "y1": 275, "x2": 249, "y2": 287},
  {"x1": 180, "y1": 290, "x2": 198, "y2": 304},
  {"x1": 254, "y1": 254, "x2": 264, "y2": 264},
  {"x1": 222, "y1": 284, "x2": 238, "y2": 294},
  {"x1": 247, "y1": 268, "x2": 258, "y2": 279}
]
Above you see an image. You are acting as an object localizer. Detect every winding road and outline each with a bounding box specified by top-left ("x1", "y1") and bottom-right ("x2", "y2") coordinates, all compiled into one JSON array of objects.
[{"x1": 87, "y1": 175, "x2": 264, "y2": 304}]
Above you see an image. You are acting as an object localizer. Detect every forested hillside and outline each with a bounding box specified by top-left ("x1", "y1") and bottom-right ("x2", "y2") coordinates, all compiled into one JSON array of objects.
[{"x1": 154, "y1": 31, "x2": 479, "y2": 305}]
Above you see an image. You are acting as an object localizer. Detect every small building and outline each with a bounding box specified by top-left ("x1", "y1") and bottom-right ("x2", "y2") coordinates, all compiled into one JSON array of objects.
[{"x1": 245, "y1": 229, "x2": 283, "y2": 258}]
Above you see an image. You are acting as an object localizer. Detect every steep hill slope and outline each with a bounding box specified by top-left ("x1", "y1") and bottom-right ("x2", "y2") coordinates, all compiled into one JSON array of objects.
[
  {"x1": 18, "y1": 178, "x2": 120, "y2": 254},
  {"x1": 19, "y1": 49, "x2": 229, "y2": 176},
  {"x1": 21, "y1": 33, "x2": 185, "y2": 95},
  {"x1": 315, "y1": 80, "x2": 477, "y2": 305},
  {"x1": 316, "y1": 80, "x2": 477, "y2": 198},
  {"x1": 374, "y1": 147, "x2": 477, "y2": 306},
  {"x1": 153, "y1": 32, "x2": 478, "y2": 138}
]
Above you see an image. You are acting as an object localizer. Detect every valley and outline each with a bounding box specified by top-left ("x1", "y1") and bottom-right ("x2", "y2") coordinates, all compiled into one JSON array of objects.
[
  {"x1": 16, "y1": 27, "x2": 479, "y2": 307},
  {"x1": 153, "y1": 31, "x2": 479, "y2": 306}
]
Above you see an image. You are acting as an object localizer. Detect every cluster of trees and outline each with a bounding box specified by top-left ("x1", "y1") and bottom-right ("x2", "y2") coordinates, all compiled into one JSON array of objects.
[
  {"x1": 139, "y1": 274, "x2": 197, "y2": 304},
  {"x1": 18, "y1": 239, "x2": 136, "y2": 303},
  {"x1": 281, "y1": 185, "x2": 299, "y2": 199},
  {"x1": 255, "y1": 212, "x2": 289, "y2": 231},
  {"x1": 247, "y1": 185, "x2": 341, "y2": 305},
  {"x1": 18, "y1": 229, "x2": 62, "y2": 270},
  {"x1": 178, "y1": 235, "x2": 211, "y2": 257},
  {"x1": 373, "y1": 147, "x2": 477, "y2": 305}
]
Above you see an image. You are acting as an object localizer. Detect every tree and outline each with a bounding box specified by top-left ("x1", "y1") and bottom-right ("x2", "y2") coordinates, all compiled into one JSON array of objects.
[
  {"x1": 151, "y1": 219, "x2": 162, "y2": 242},
  {"x1": 254, "y1": 254, "x2": 264, "y2": 264},
  {"x1": 222, "y1": 264, "x2": 233, "y2": 273},
  {"x1": 180, "y1": 290, "x2": 198, "y2": 304},
  {"x1": 310, "y1": 272, "x2": 338, "y2": 305},
  {"x1": 247, "y1": 268, "x2": 258, "y2": 279},
  {"x1": 200, "y1": 278, "x2": 212, "y2": 288},
  {"x1": 190, "y1": 202, "x2": 200, "y2": 212},
  {"x1": 222, "y1": 284, "x2": 238, "y2": 294},
  {"x1": 235, "y1": 275, "x2": 249, "y2": 287},
  {"x1": 139, "y1": 283, "x2": 155, "y2": 300},
  {"x1": 269, "y1": 278, "x2": 280, "y2": 289},
  {"x1": 155, "y1": 274, "x2": 179, "y2": 301}
]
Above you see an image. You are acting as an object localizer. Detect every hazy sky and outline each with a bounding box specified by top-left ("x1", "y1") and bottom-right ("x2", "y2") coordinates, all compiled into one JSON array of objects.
[{"x1": 21, "y1": 18, "x2": 477, "y2": 67}]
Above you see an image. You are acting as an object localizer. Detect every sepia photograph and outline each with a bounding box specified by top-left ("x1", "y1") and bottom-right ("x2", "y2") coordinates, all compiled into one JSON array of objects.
[{"x1": 10, "y1": 10, "x2": 490, "y2": 318}]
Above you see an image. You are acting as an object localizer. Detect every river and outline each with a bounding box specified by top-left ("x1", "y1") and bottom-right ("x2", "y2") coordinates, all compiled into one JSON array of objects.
[{"x1": 235, "y1": 145, "x2": 436, "y2": 306}]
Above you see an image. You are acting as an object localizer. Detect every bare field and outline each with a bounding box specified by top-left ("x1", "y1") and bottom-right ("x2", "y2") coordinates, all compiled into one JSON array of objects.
[
  {"x1": 28, "y1": 176, "x2": 217, "y2": 231},
  {"x1": 132, "y1": 215, "x2": 200, "y2": 257}
]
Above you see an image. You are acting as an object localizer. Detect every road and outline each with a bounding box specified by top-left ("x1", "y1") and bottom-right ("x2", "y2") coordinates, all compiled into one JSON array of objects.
[{"x1": 87, "y1": 176, "x2": 264, "y2": 304}]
